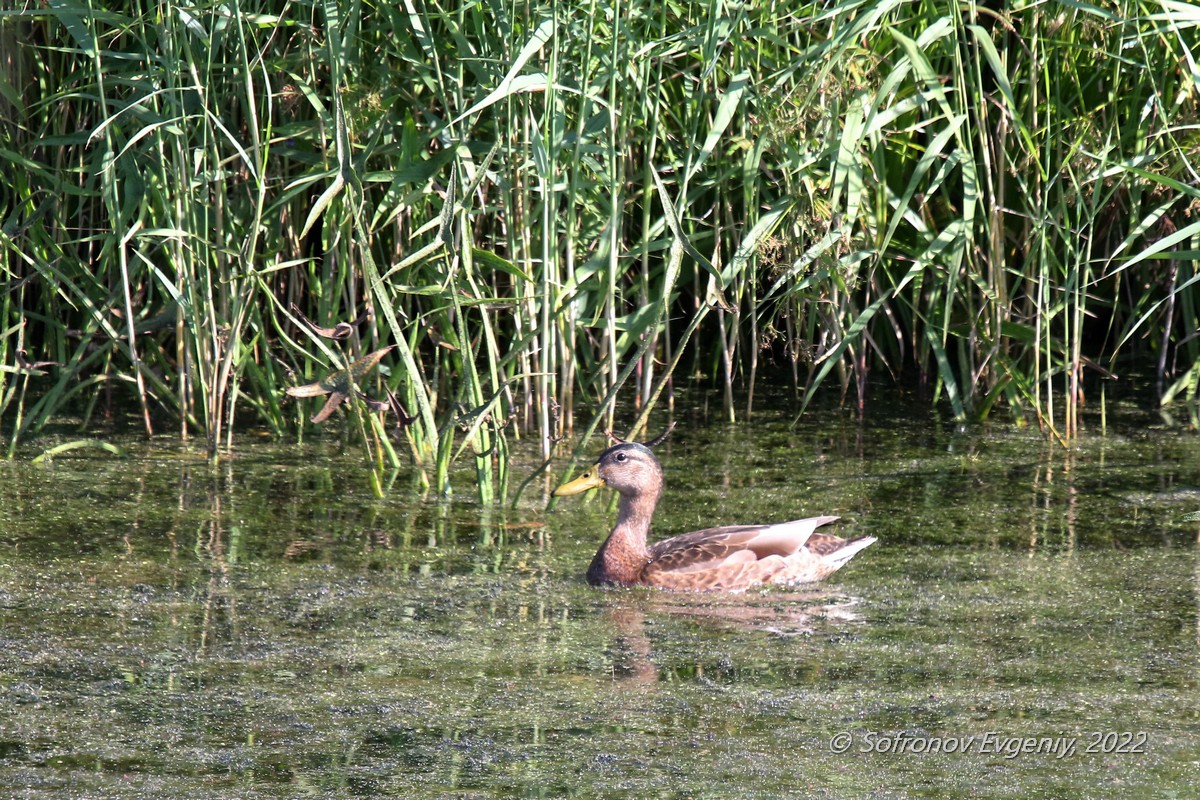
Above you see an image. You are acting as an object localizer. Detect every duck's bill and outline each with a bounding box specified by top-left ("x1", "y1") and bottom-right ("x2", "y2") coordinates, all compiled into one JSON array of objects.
[{"x1": 552, "y1": 470, "x2": 605, "y2": 496}]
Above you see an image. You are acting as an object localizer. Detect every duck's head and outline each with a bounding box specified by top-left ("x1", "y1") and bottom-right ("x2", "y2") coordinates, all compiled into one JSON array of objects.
[{"x1": 552, "y1": 441, "x2": 664, "y2": 499}]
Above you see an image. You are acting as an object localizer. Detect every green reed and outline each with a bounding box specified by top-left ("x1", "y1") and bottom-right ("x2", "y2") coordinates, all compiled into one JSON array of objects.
[{"x1": 1, "y1": 0, "x2": 1198, "y2": 498}]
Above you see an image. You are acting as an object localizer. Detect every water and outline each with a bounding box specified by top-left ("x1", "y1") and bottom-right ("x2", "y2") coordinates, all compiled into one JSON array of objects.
[{"x1": 1, "y1": 403, "x2": 1197, "y2": 798}]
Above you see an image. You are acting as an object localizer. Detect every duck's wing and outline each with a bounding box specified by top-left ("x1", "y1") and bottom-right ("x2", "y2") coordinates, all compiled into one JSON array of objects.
[{"x1": 643, "y1": 516, "x2": 840, "y2": 590}]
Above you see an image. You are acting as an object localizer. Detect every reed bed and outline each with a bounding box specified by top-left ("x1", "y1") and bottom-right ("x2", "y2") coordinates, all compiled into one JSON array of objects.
[{"x1": 1, "y1": 0, "x2": 1198, "y2": 498}]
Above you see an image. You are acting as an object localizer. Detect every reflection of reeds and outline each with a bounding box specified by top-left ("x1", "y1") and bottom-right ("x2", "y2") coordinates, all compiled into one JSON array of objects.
[{"x1": 3, "y1": 2, "x2": 1199, "y2": 496}]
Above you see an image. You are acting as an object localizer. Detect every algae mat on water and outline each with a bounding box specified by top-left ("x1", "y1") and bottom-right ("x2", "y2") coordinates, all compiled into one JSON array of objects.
[{"x1": 0, "y1": 410, "x2": 1197, "y2": 798}]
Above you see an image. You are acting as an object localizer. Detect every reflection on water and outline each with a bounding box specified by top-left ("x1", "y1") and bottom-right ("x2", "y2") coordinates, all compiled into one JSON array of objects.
[
  {"x1": 601, "y1": 593, "x2": 868, "y2": 687},
  {"x1": 1, "y1": 406, "x2": 1198, "y2": 797}
]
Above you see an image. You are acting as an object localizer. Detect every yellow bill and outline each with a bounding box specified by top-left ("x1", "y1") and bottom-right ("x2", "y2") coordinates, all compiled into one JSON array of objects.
[{"x1": 552, "y1": 469, "x2": 605, "y2": 496}]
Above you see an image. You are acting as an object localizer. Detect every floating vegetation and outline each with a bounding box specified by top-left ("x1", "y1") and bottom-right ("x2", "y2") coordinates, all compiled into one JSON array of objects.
[{"x1": 0, "y1": 410, "x2": 1197, "y2": 797}]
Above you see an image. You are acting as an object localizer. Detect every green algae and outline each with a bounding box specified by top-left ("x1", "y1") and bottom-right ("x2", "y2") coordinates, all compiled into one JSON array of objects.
[{"x1": 1, "y1": 409, "x2": 1198, "y2": 798}]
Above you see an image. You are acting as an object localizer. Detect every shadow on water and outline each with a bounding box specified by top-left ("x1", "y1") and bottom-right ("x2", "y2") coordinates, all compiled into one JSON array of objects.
[{"x1": 1, "y1": 403, "x2": 1198, "y2": 797}]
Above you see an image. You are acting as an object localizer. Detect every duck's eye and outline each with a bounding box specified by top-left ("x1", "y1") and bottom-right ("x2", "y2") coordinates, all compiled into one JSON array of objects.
[{"x1": 614, "y1": 451, "x2": 628, "y2": 463}]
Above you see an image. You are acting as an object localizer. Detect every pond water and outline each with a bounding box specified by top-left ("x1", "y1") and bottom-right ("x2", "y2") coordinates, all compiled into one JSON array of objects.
[{"x1": 1, "y1": 399, "x2": 1198, "y2": 798}]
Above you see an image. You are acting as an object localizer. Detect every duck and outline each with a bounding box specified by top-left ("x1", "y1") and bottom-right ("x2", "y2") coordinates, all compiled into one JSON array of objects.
[{"x1": 553, "y1": 436, "x2": 876, "y2": 592}]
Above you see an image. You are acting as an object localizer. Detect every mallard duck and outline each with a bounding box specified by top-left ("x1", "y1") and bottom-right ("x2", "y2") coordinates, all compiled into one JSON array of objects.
[{"x1": 553, "y1": 439, "x2": 876, "y2": 592}]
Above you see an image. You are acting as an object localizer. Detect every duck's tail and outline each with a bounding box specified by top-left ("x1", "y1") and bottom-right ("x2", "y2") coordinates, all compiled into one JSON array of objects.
[{"x1": 821, "y1": 535, "x2": 877, "y2": 573}]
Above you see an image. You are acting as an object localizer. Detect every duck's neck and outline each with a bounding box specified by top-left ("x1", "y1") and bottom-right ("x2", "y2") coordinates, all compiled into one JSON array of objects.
[{"x1": 586, "y1": 488, "x2": 660, "y2": 586}]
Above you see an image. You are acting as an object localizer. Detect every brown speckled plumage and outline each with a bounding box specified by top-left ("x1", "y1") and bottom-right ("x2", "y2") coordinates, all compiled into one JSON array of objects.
[{"x1": 553, "y1": 442, "x2": 876, "y2": 592}]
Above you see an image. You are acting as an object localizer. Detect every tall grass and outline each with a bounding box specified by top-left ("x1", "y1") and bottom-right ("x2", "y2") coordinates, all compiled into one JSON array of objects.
[{"x1": 1, "y1": 1, "x2": 1198, "y2": 498}]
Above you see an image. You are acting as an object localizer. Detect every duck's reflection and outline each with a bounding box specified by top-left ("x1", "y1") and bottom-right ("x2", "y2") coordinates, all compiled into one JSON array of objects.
[
  {"x1": 604, "y1": 604, "x2": 658, "y2": 685},
  {"x1": 600, "y1": 591, "x2": 867, "y2": 685}
]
